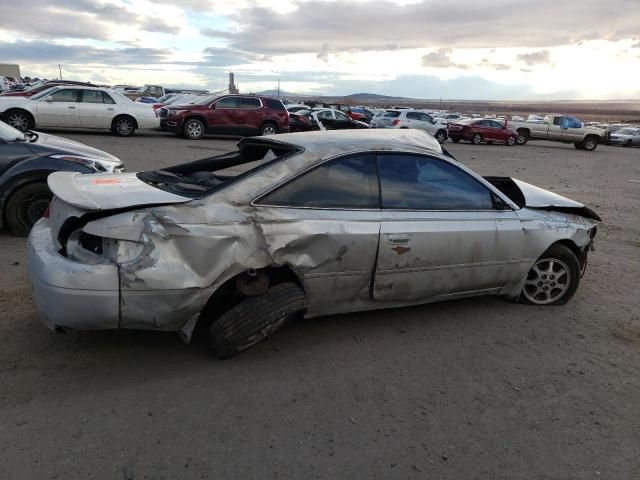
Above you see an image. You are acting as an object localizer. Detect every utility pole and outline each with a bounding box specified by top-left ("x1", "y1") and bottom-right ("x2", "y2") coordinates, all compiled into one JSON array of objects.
[
  {"x1": 277, "y1": 78, "x2": 280, "y2": 99},
  {"x1": 58, "y1": 64, "x2": 62, "y2": 80}
]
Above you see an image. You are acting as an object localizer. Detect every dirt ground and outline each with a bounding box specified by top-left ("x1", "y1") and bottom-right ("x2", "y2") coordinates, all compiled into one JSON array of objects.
[{"x1": 0, "y1": 130, "x2": 639, "y2": 480}]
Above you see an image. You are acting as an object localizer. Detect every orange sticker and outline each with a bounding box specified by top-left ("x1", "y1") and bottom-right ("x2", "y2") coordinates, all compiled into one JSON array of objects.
[{"x1": 91, "y1": 178, "x2": 121, "y2": 185}]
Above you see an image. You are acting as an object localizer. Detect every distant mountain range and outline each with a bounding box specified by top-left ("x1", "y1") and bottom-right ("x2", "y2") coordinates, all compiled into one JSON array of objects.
[{"x1": 256, "y1": 90, "x2": 414, "y2": 102}]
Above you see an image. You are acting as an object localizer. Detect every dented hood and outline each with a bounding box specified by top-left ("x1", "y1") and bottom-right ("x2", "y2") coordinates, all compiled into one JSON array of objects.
[
  {"x1": 485, "y1": 177, "x2": 601, "y2": 221},
  {"x1": 48, "y1": 171, "x2": 192, "y2": 211}
]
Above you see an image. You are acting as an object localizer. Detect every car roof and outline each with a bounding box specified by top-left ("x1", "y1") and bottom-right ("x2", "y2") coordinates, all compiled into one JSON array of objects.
[{"x1": 248, "y1": 129, "x2": 443, "y2": 159}]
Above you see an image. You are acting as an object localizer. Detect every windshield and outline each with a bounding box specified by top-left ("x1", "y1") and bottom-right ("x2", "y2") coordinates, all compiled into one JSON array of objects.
[
  {"x1": 194, "y1": 94, "x2": 219, "y2": 105},
  {"x1": 30, "y1": 86, "x2": 59, "y2": 100},
  {"x1": 0, "y1": 120, "x2": 25, "y2": 142}
]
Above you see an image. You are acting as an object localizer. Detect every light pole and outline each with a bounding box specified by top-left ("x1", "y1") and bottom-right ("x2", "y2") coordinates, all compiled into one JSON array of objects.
[{"x1": 58, "y1": 64, "x2": 62, "y2": 80}]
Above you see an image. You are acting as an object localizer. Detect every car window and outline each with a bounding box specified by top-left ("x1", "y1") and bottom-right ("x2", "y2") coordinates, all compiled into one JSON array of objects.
[
  {"x1": 406, "y1": 112, "x2": 420, "y2": 120},
  {"x1": 562, "y1": 116, "x2": 582, "y2": 128},
  {"x1": 488, "y1": 120, "x2": 502, "y2": 128},
  {"x1": 317, "y1": 110, "x2": 333, "y2": 119},
  {"x1": 239, "y1": 97, "x2": 261, "y2": 109},
  {"x1": 259, "y1": 154, "x2": 379, "y2": 209},
  {"x1": 475, "y1": 120, "x2": 488, "y2": 126},
  {"x1": 265, "y1": 98, "x2": 285, "y2": 110},
  {"x1": 420, "y1": 113, "x2": 433, "y2": 122},
  {"x1": 378, "y1": 154, "x2": 495, "y2": 210},
  {"x1": 335, "y1": 111, "x2": 350, "y2": 121},
  {"x1": 384, "y1": 111, "x2": 401, "y2": 118},
  {"x1": 215, "y1": 97, "x2": 238, "y2": 109},
  {"x1": 48, "y1": 89, "x2": 79, "y2": 102},
  {"x1": 553, "y1": 116, "x2": 563, "y2": 126},
  {"x1": 149, "y1": 87, "x2": 163, "y2": 96},
  {"x1": 101, "y1": 91, "x2": 116, "y2": 104},
  {"x1": 80, "y1": 90, "x2": 105, "y2": 103}
]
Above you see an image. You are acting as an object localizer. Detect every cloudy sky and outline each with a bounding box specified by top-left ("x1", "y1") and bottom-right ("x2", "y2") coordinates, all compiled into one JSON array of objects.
[{"x1": 1, "y1": 0, "x2": 639, "y2": 99}]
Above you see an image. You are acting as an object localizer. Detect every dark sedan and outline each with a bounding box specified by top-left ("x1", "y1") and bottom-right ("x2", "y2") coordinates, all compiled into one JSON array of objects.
[
  {"x1": 0, "y1": 121, "x2": 123, "y2": 235},
  {"x1": 448, "y1": 119, "x2": 518, "y2": 146}
]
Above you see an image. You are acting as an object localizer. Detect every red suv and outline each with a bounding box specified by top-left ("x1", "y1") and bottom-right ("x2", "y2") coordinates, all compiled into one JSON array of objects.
[{"x1": 159, "y1": 94, "x2": 290, "y2": 139}]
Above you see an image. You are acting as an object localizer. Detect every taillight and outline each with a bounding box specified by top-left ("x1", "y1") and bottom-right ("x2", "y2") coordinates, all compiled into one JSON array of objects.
[{"x1": 392, "y1": 119, "x2": 400, "y2": 126}]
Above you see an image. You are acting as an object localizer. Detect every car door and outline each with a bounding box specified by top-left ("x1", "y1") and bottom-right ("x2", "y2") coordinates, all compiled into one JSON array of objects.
[
  {"x1": 35, "y1": 88, "x2": 81, "y2": 127},
  {"x1": 560, "y1": 116, "x2": 585, "y2": 142},
  {"x1": 373, "y1": 153, "x2": 527, "y2": 302},
  {"x1": 332, "y1": 111, "x2": 353, "y2": 129},
  {"x1": 207, "y1": 96, "x2": 240, "y2": 133},
  {"x1": 236, "y1": 96, "x2": 261, "y2": 134},
  {"x1": 77, "y1": 90, "x2": 116, "y2": 128},
  {"x1": 315, "y1": 110, "x2": 335, "y2": 129},
  {"x1": 254, "y1": 153, "x2": 381, "y2": 316}
]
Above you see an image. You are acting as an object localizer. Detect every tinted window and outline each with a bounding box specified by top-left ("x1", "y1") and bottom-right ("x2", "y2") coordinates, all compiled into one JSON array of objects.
[
  {"x1": 49, "y1": 89, "x2": 79, "y2": 102},
  {"x1": 384, "y1": 111, "x2": 401, "y2": 118},
  {"x1": 475, "y1": 120, "x2": 489, "y2": 126},
  {"x1": 265, "y1": 98, "x2": 285, "y2": 110},
  {"x1": 562, "y1": 116, "x2": 582, "y2": 128},
  {"x1": 335, "y1": 111, "x2": 350, "y2": 121},
  {"x1": 260, "y1": 154, "x2": 378, "y2": 209},
  {"x1": 420, "y1": 113, "x2": 433, "y2": 122},
  {"x1": 215, "y1": 97, "x2": 238, "y2": 108},
  {"x1": 317, "y1": 110, "x2": 333, "y2": 119},
  {"x1": 553, "y1": 116, "x2": 563, "y2": 126},
  {"x1": 406, "y1": 112, "x2": 420, "y2": 120},
  {"x1": 378, "y1": 154, "x2": 494, "y2": 210},
  {"x1": 239, "y1": 97, "x2": 261, "y2": 109},
  {"x1": 488, "y1": 120, "x2": 503, "y2": 128},
  {"x1": 81, "y1": 90, "x2": 104, "y2": 103}
]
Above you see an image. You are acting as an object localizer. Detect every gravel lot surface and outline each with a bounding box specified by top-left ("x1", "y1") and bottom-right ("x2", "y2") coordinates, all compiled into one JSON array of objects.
[{"x1": 1, "y1": 129, "x2": 639, "y2": 480}]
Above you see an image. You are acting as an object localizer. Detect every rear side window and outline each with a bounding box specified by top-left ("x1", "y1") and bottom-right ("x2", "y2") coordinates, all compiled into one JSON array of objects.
[
  {"x1": 101, "y1": 91, "x2": 116, "y2": 104},
  {"x1": 406, "y1": 112, "x2": 421, "y2": 120},
  {"x1": 259, "y1": 154, "x2": 379, "y2": 209},
  {"x1": 264, "y1": 98, "x2": 285, "y2": 110},
  {"x1": 378, "y1": 154, "x2": 494, "y2": 210},
  {"x1": 239, "y1": 97, "x2": 261, "y2": 109},
  {"x1": 384, "y1": 111, "x2": 401, "y2": 118},
  {"x1": 215, "y1": 97, "x2": 238, "y2": 109},
  {"x1": 80, "y1": 90, "x2": 104, "y2": 103}
]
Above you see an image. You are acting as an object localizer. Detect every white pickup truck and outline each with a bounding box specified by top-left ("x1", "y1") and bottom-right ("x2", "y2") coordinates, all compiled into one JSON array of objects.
[{"x1": 509, "y1": 115, "x2": 606, "y2": 151}]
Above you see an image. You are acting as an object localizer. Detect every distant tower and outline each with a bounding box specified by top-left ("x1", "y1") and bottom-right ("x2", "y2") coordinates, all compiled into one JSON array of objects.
[{"x1": 229, "y1": 72, "x2": 238, "y2": 94}]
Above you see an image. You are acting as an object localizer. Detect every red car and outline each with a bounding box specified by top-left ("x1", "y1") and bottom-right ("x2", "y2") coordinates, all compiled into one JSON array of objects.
[
  {"x1": 160, "y1": 94, "x2": 290, "y2": 139},
  {"x1": 448, "y1": 119, "x2": 518, "y2": 146},
  {"x1": 0, "y1": 80, "x2": 95, "y2": 97}
]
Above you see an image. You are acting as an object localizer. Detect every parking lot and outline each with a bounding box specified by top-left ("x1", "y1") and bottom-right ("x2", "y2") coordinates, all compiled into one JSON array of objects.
[{"x1": 1, "y1": 131, "x2": 639, "y2": 479}]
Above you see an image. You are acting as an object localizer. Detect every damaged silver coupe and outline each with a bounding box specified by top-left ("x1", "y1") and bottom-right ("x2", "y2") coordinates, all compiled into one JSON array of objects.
[{"x1": 26, "y1": 129, "x2": 600, "y2": 357}]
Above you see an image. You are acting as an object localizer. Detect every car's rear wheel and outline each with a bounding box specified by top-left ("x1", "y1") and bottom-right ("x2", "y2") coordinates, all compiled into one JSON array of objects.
[
  {"x1": 574, "y1": 142, "x2": 584, "y2": 150},
  {"x1": 520, "y1": 244, "x2": 581, "y2": 306},
  {"x1": 260, "y1": 122, "x2": 279, "y2": 136},
  {"x1": 624, "y1": 139, "x2": 632, "y2": 147},
  {"x1": 183, "y1": 118, "x2": 205, "y2": 140},
  {"x1": 472, "y1": 133, "x2": 482, "y2": 145},
  {"x1": 5, "y1": 109, "x2": 34, "y2": 131},
  {"x1": 111, "y1": 115, "x2": 136, "y2": 137},
  {"x1": 209, "y1": 282, "x2": 307, "y2": 358},
  {"x1": 5, "y1": 182, "x2": 51, "y2": 236},
  {"x1": 435, "y1": 130, "x2": 447, "y2": 144},
  {"x1": 506, "y1": 135, "x2": 516, "y2": 146}
]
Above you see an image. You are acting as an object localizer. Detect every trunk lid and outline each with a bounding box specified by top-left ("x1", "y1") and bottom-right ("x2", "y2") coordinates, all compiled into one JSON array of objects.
[{"x1": 48, "y1": 171, "x2": 192, "y2": 211}]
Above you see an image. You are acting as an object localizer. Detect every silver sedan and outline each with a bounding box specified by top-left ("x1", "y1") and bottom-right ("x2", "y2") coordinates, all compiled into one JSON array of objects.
[
  {"x1": 26, "y1": 129, "x2": 599, "y2": 357},
  {"x1": 608, "y1": 128, "x2": 640, "y2": 147}
]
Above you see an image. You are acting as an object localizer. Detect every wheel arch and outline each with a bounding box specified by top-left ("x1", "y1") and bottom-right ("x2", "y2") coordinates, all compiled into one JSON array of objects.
[
  {"x1": 3, "y1": 107, "x2": 35, "y2": 128},
  {"x1": 111, "y1": 113, "x2": 138, "y2": 130},
  {"x1": 548, "y1": 239, "x2": 587, "y2": 269}
]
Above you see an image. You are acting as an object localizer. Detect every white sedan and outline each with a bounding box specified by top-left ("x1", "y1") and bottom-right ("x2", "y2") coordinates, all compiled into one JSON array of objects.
[{"x1": 0, "y1": 86, "x2": 160, "y2": 136}]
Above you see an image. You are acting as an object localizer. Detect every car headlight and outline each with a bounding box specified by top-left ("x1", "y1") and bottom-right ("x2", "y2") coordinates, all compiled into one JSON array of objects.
[
  {"x1": 167, "y1": 109, "x2": 178, "y2": 116},
  {"x1": 49, "y1": 154, "x2": 124, "y2": 173}
]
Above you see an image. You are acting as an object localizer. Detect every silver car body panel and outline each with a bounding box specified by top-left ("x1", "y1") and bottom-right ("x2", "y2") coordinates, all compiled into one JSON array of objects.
[{"x1": 26, "y1": 129, "x2": 599, "y2": 336}]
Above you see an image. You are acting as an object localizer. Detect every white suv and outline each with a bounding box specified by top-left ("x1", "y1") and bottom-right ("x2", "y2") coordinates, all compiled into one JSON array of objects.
[{"x1": 375, "y1": 110, "x2": 449, "y2": 144}]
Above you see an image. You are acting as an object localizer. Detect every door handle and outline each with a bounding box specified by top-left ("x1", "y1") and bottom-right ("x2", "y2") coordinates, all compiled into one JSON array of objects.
[
  {"x1": 107, "y1": 108, "x2": 114, "y2": 111},
  {"x1": 68, "y1": 106, "x2": 76, "y2": 109},
  {"x1": 387, "y1": 235, "x2": 410, "y2": 245}
]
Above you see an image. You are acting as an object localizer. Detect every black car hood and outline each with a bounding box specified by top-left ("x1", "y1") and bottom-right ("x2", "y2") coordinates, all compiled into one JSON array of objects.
[{"x1": 25, "y1": 131, "x2": 120, "y2": 163}]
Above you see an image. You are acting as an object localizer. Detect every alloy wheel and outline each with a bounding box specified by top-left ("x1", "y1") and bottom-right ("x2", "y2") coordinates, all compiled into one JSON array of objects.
[
  {"x1": 523, "y1": 258, "x2": 571, "y2": 305},
  {"x1": 116, "y1": 119, "x2": 133, "y2": 136},
  {"x1": 8, "y1": 112, "x2": 29, "y2": 131},
  {"x1": 186, "y1": 121, "x2": 203, "y2": 138},
  {"x1": 435, "y1": 131, "x2": 447, "y2": 143},
  {"x1": 261, "y1": 125, "x2": 277, "y2": 136}
]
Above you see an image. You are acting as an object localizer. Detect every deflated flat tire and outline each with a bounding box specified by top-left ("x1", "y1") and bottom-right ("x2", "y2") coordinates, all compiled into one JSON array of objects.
[{"x1": 209, "y1": 282, "x2": 307, "y2": 358}]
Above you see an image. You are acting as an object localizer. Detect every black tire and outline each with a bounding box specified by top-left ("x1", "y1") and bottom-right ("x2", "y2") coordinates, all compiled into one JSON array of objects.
[
  {"x1": 260, "y1": 122, "x2": 279, "y2": 136},
  {"x1": 471, "y1": 133, "x2": 482, "y2": 145},
  {"x1": 451, "y1": 138, "x2": 460, "y2": 143},
  {"x1": 435, "y1": 129, "x2": 447, "y2": 144},
  {"x1": 506, "y1": 135, "x2": 516, "y2": 146},
  {"x1": 5, "y1": 109, "x2": 34, "y2": 131},
  {"x1": 574, "y1": 142, "x2": 584, "y2": 150},
  {"x1": 516, "y1": 129, "x2": 529, "y2": 145},
  {"x1": 582, "y1": 136, "x2": 598, "y2": 151},
  {"x1": 4, "y1": 182, "x2": 51, "y2": 236},
  {"x1": 520, "y1": 244, "x2": 581, "y2": 306},
  {"x1": 111, "y1": 115, "x2": 136, "y2": 137},
  {"x1": 183, "y1": 118, "x2": 205, "y2": 140},
  {"x1": 625, "y1": 140, "x2": 632, "y2": 147},
  {"x1": 209, "y1": 282, "x2": 307, "y2": 358}
]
